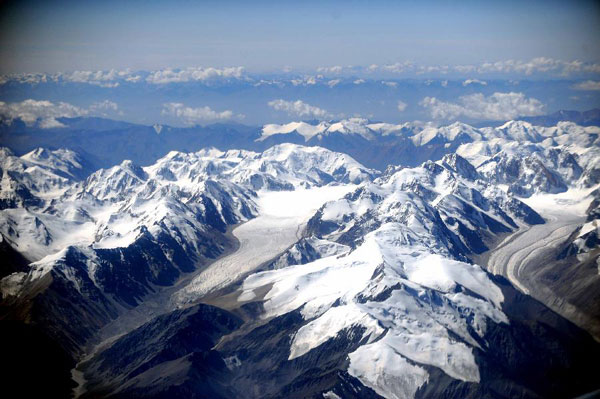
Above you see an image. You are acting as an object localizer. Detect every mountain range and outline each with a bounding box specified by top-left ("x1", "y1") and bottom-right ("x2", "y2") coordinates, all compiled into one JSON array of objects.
[
  {"x1": 0, "y1": 114, "x2": 599, "y2": 398},
  {"x1": 1, "y1": 108, "x2": 599, "y2": 172}
]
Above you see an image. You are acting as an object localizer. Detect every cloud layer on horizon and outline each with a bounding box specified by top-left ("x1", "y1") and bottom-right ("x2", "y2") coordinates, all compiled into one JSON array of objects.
[
  {"x1": 268, "y1": 99, "x2": 331, "y2": 119},
  {"x1": 0, "y1": 99, "x2": 120, "y2": 128},
  {"x1": 161, "y1": 102, "x2": 242, "y2": 125},
  {"x1": 2, "y1": 58, "x2": 600, "y2": 88},
  {"x1": 572, "y1": 80, "x2": 600, "y2": 91},
  {"x1": 420, "y1": 92, "x2": 546, "y2": 121}
]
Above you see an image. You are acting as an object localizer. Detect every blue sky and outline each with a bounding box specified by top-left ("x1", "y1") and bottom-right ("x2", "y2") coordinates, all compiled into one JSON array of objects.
[
  {"x1": 0, "y1": 0, "x2": 599, "y2": 126},
  {"x1": 1, "y1": 0, "x2": 599, "y2": 73}
]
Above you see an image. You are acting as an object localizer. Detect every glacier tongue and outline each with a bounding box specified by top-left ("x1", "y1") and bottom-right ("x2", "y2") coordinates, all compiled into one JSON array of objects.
[{"x1": 174, "y1": 184, "x2": 356, "y2": 304}]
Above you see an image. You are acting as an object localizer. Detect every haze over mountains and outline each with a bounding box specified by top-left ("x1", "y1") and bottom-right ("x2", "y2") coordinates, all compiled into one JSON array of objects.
[
  {"x1": 2, "y1": 65, "x2": 600, "y2": 126},
  {"x1": 2, "y1": 109, "x2": 599, "y2": 171}
]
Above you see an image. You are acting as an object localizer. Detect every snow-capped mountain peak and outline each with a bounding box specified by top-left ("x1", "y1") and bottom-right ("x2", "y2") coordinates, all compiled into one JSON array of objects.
[{"x1": 259, "y1": 121, "x2": 329, "y2": 141}]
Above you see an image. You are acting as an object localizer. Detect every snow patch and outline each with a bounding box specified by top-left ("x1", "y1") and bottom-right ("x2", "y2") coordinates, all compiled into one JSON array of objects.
[
  {"x1": 348, "y1": 342, "x2": 429, "y2": 399},
  {"x1": 289, "y1": 303, "x2": 384, "y2": 360}
]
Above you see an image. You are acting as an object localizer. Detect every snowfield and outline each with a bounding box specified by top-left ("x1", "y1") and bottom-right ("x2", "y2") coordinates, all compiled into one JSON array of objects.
[{"x1": 174, "y1": 185, "x2": 356, "y2": 304}]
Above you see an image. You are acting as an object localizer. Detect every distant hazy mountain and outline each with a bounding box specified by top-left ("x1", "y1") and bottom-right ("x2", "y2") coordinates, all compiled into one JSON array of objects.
[
  {"x1": 519, "y1": 108, "x2": 600, "y2": 127},
  {"x1": 1, "y1": 109, "x2": 599, "y2": 172}
]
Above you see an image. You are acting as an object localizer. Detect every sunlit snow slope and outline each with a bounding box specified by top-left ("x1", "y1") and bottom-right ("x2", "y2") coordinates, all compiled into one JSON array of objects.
[{"x1": 176, "y1": 185, "x2": 356, "y2": 303}]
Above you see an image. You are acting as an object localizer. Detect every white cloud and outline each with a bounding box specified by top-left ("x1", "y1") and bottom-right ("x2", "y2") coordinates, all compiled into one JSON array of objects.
[
  {"x1": 0, "y1": 99, "x2": 123, "y2": 128},
  {"x1": 420, "y1": 92, "x2": 545, "y2": 121},
  {"x1": 90, "y1": 100, "x2": 119, "y2": 112},
  {"x1": 462, "y1": 57, "x2": 600, "y2": 76},
  {"x1": 367, "y1": 62, "x2": 447, "y2": 75},
  {"x1": 381, "y1": 62, "x2": 414, "y2": 74},
  {"x1": 353, "y1": 79, "x2": 365, "y2": 85},
  {"x1": 454, "y1": 64, "x2": 477, "y2": 74},
  {"x1": 0, "y1": 73, "x2": 51, "y2": 85},
  {"x1": 0, "y1": 99, "x2": 87, "y2": 128},
  {"x1": 61, "y1": 69, "x2": 134, "y2": 87},
  {"x1": 381, "y1": 81, "x2": 398, "y2": 88},
  {"x1": 125, "y1": 75, "x2": 143, "y2": 83},
  {"x1": 572, "y1": 80, "x2": 600, "y2": 91},
  {"x1": 317, "y1": 66, "x2": 343, "y2": 74},
  {"x1": 2, "y1": 57, "x2": 598, "y2": 89},
  {"x1": 53, "y1": 67, "x2": 246, "y2": 86},
  {"x1": 327, "y1": 79, "x2": 341, "y2": 88},
  {"x1": 146, "y1": 66, "x2": 244, "y2": 84},
  {"x1": 162, "y1": 102, "x2": 240, "y2": 125},
  {"x1": 397, "y1": 101, "x2": 408, "y2": 112},
  {"x1": 89, "y1": 100, "x2": 122, "y2": 116},
  {"x1": 463, "y1": 79, "x2": 487, "y2": 86},
  {"x1": 417, "y1": 65, "x2": 449, "y2": 75},
  {"x1": 268, "y1": 99, "x2": 330, "y2": 119},
  {"x1": 291, "y1": 76, "x2": 318, "y2": 86},
  {"x1": 2, "y1": 67, "x2": 245, "y2": 87},
  {"x1": 364, "y1": 57, "x2": 600, "y2": 77},
  {"x1": 38, "y1": 117, "x2": 67, "y2": 129}
]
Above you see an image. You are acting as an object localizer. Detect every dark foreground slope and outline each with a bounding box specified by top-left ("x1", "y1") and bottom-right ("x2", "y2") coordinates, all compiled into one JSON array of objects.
[{"x1": 74, "y1": 277, "x2": 599, "y2": 399}]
